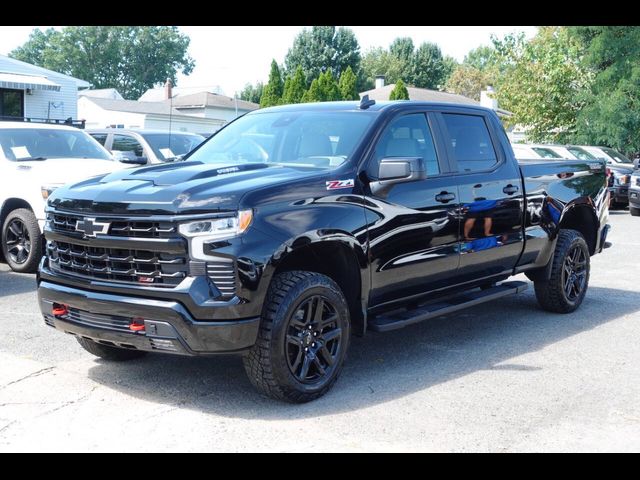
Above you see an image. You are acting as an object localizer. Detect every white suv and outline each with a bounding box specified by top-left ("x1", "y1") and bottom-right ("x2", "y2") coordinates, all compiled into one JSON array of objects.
[{"x1": 0, "y1": 122, "x2": 127, "y2": 273}]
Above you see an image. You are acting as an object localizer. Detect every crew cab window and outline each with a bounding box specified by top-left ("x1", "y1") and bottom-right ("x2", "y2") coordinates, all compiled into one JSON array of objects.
[
  {"x1": 112, "y1": 134, "x2": 144, "y2": 157},
  {"x1": 532, "y1": 147, "x2": 562, "y2": 159},
  {"x1": 442, "y1": 113, "x2": 498, "y2": 172},
  {"x1": 374, "y1": 113, "x2": 440, "y2": 176},
  {"x1": 90, "y1": 133, "x2": 108, "y2": 146},
  {"x1": 566, "y1": 147, "x2": 596, "y2": 161}
]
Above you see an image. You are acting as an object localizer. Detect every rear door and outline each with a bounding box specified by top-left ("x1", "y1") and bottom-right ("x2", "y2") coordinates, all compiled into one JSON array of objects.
[
  {"x1": 438, "y1": 110, "x2": 524, "y2": 282},
  {"x1": 365, "y1": 111, "x2": 461, "y2": 307}
]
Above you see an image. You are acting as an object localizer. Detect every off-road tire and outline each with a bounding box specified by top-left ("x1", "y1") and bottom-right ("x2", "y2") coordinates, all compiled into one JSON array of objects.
[
  {"x1": 630, "y1": 206, "x2": 640, "y2": 217},
  {"x1": 76, "y1": 337, "x2": 147, "y2": 361},
  {"x1": 243, "y1": 271, "x2": 351, "y2": 403},
  {"x1": 534, "y1": 229, "x2": 590, "y2": 313}
]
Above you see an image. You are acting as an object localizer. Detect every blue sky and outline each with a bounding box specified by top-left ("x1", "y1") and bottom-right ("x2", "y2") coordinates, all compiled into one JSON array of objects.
[{"x1": 0, "y1": 26, "x2": 537, "y2": 97}]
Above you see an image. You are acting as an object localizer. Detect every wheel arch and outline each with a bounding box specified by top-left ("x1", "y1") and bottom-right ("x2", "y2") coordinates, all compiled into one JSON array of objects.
[{"x1": 558, "y1": 201, "x2": 599, "y2": 255}]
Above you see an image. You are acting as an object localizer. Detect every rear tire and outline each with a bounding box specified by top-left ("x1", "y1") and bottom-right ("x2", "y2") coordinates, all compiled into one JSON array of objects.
[
  {"x1": 534, "y1": 229, "x2": 590, "y2": 313},
  {"x1": 630, "y1": 207, "x2": 640, "y2": 217},
  {"x1": 1, "y1": 208, "x2": 42, "y2": 273},
  {"x1": 243, "y1": 271, "x2": 351, "y2": 403},
  {"x1": 76, "y1": 337, "x2": 147, "y2": 361}
]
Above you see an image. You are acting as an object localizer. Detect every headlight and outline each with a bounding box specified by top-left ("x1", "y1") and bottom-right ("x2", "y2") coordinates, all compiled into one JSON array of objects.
[
  {"x1": 41, "y1": 184, "x2": 62, "y2": 200},
  {"x1": 178, "y1": 210, "x2": 253, "y2": 240}
]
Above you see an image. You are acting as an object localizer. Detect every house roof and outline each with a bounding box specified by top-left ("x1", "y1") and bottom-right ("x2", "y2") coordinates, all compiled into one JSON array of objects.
[
  {"x1": 0, "y1": 54, "x2": 90, "y2": 88},
  {"x1": 165, "y1": 92, "x2": 259, "y2": 111},
  {"x1": 359, "y1": 84, "x2": 512, "y2": 117},
  {"x1": 138, "y1": 85, "x2": 224, "y2": 102},
  {"x1": 78, "y1": 88, "x2": 123, "y2": 100},
  {"x1": 80, "y1": 96, "x2": 225, "y2": 122}
]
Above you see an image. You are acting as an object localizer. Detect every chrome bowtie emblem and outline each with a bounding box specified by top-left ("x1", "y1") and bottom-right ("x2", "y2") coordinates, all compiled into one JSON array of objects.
[{"x1": 75, "y1": 218, "x2": 110, "y2": 237}]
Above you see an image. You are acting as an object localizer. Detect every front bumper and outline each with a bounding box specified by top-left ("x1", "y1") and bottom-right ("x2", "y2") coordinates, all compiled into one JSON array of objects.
[
  {"x1": 38, "y1": 280, "x2": 260, "y2": 355},
  {"x1": 609, "y1": 185, "x2": 629, "y2": 204}
]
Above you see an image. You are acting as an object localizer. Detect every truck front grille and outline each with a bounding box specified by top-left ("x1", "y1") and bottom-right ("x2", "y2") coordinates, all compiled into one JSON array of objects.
[
  {"x1": 206, "y1": 261, "x2": 237, "y2": 298},
  {"x1": 47, "y1": 240, "x2": 187, "y2": 287},
  {"x1": 48, "y1": 213, "x2": 176, "y2": 239}
]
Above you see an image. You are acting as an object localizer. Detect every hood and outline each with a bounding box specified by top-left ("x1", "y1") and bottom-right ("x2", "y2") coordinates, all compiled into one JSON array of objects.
[
  {"x1": 48, "y1": 161, "x2": 331, "y2": 215},
  {"x1": 608, "y1": 164, "x2": 635, "y2": 174},
  {"x1": 12, "y1": 157, "x2": 126, "y2": 187}
]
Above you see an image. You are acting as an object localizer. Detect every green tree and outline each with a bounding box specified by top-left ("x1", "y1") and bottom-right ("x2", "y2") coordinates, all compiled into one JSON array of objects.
[
  {"x1": 491, "y1": 27, "x2": 591, "y2": 142},
  {"x1": 445, "y1": 65, "x2": 488, "y2": 101},
  {"x1": 569, "y1": 26, "x2": 640, "y2": 154},
  {"x1": 301, "y1": 78, "x2": 322, "y2": 103},
  {"x1": 389, "y1": 79, "x2": 410, "y2": 100},
  {"x1": 285, "y1": 26, "x2": 361, "y2": 85},
  {"x1": 463, "y1": 45, "x2": 497, "y2": 71},
  {"x1": 239, "y1": 82, "x2": 264, "y2": 104},
  {"x1": 317, "y1": 69, "x2": 341, "y2": 101},
  {"x1": 281, "y1": 66, "x2": 306, "y2": 104},
  {"x1": 10, "y1": 26, "x2": 194, "y2": 100},
  {"x1": 260, "y1": 60, "x2": 284, "y2": 108},
  {"x1": 390, "y1": 37, "x2": 415, "y2": 64},
  {"x1": 441, "y1": 55, "x2": 458, "y2": 86},
  {"x1": 360, "y1": 47, "x2": 405, "y2": 89},
  {"x1": 338, "y1": 66, "x2": 358, "y2": 100},
  {"x1": 408, "y1": 42, "x2": 448, "y2": 89}
]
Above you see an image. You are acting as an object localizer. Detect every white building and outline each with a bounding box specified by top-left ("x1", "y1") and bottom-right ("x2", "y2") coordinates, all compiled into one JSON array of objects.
[
  {"x1": 78, "y1": 96, "x2": 225, "y2": 136},
  {"x1": 0, "y1": 54, "x2": 90, "y2": 122}
]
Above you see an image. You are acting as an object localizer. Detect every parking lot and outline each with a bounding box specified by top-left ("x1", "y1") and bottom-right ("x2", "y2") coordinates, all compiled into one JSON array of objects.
[{"x1": 0, "y1": 211, "x2": 639, "y2": 452}]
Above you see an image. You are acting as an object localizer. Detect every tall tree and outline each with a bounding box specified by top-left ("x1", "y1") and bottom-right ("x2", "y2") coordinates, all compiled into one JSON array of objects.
[
  {"x1": 281, "y1": 66, "x2": 306, "y2": 104},
  {"x1": 491, "y1": 27, "x2": 591, "y2": 142},
  {"x1": 10, "y1": 26, "x2": 194, "y2": 100},
  {"x1": 389, "y1": 37, "x2": 415, "y2": 64},
  {"x1": 445, "y1": 65, "x2": 488, "y2": 101},
  {"x1": 360, "y1": 47, "x2": 405, "y2": 90},
  {"x1": 239, "y1": 82, "x2": 264, "y2": 104},
  {"x1": 338, "y1": 66, "x2": 358, "y2": 100},
  {"x1": 408, "y1": 42, "x2": 448, "y2": 89},
  {"x1": 285, "y1": 26, "x2": 361, "y2": 85},
  {"x1": 389, "y1": 80, "x2": 410, "y2": 100},
  {"x1": 260, "y1": 60, "x2": 284, "y2": 108},
  {"x1": 317, "y1": 69, "x2": 341, "y2": 101},
  {"x1": 301, "y1": 78, "x2": 322, "y2": 103},
  {"x1": 463, "y1": 45, "x2": 497, "y2": 71},
  {"x1": 569, "y1": 26, "x2": 640, "y2": 154}
]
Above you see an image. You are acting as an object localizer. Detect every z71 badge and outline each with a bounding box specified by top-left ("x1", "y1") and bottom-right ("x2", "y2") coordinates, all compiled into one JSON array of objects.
[{"x1": 326, "y1": 179, "x2": 354, "y2": 190}]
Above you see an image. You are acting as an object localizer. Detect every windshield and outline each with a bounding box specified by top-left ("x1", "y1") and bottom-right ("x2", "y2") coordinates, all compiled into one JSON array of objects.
[
  {"x1": 532, "y1": 147, "x2": 562, "y2": 159},
  {"x1": 0, "y1": 128, "x2": 112, "y2": 161},
  {"x1": 566, "y1": 146, "x2": 596, "y2": 160},
  {"x1": 601, "y1": 147, "x2": 632, "y2": 164},
  {"x1": 187, "y1": 111, "x2": 375, "y2": 169},
  {"x1": 141, "y1": 133, "x2": 205, "y2": 161}
]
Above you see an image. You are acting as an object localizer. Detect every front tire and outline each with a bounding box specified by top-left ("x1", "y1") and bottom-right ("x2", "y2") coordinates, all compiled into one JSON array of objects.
[
  {"x1": 630, "y1": 206, "x2": 640, "y2": 217},
  {"x1": 534, "y1": 229, "x2": 590, "y2": 313},
  {"x1": 243, "y1": 271, "x2": 351, "y2": 403},
  {"x1": 76, "y1": 337, "x2": 147, "y2": 361},
  {"x1": 1, "y1": 208, "x2": 42, "y2": 273}
]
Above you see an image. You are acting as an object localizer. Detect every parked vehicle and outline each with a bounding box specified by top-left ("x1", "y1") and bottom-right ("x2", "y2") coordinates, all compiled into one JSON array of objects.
[
  {"x1": 88, "y1": 129, "x2": 205, "y2": 165},
  {"x1": 629, "y1": 171, "x2": 640, "y2": 216},
  {"x1": 580, "y1": 145, "x2": 635, "y2": 166},
  {"x1": 0, "y1": 122, "x2": 127, "y2": 273},
  {"x1": 511, "y1": 143, "x2": 563, "y2": 160},
  {"x1": 38, "y1": 101, "x2": 610, "y2": 402}
]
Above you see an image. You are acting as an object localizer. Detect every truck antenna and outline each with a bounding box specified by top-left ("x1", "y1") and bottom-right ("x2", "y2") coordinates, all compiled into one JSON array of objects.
[{"x1": 360, "y1": 94, "x2": 375, "y2": 110}]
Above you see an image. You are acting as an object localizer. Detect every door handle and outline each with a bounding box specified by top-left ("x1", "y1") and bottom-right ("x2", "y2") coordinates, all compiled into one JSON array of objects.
[
  {"x1": 503, "y1": 184, "x2": 519, "y2": 195},
  {"x1": 435, "y1": 192, "x2": 456, "y2": 203}
]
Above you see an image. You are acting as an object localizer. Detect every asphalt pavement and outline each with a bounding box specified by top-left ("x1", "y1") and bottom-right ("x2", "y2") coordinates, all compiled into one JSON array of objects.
[{"x1": 1, "y1": 211, "x2": 639, "y2": 452}]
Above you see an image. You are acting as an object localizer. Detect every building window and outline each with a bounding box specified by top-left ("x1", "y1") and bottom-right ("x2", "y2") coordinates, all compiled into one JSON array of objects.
[{"x1": 0, "y1": 88, "x2": 24, "y2": 119}]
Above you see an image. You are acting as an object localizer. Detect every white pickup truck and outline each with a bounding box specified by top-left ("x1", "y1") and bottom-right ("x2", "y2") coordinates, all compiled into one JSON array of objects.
[{"x1": 0, "y1": 122, "x2": 128, "y2": 273}]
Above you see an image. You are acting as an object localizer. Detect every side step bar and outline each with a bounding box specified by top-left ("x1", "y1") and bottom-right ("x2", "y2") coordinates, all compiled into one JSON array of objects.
[{"x1": 368, "y1": 281, "x2": 528, "y2": 332}]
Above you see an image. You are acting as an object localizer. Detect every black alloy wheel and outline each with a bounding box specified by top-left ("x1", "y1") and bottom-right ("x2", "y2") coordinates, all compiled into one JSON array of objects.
[
  {"x1": 5, "y1": 218, "x2": 31, "y2": 265},
  {"x1": 285, "y1": 295, "x2": 342, "y2": 383},
  {"x1": 561, "y1": 244, "x2": 587, "y2": 302}
]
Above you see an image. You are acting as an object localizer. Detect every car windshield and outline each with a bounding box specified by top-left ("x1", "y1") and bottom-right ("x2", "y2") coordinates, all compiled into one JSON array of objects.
[
  {"x1": 532, "y1": 147, "x2": 562, "y2": 159},
  {"x1": 566, "y1": 146, "x2": 596, "y2": 160},
  {"x1": 601, "y1": 147, "x2": 632, "y2": 164},
  {"x1": 0, "y1": 128, "x2": 112, "y2": 161},
  {"x1": 140, "y1": 133, "x2": 205, "y2": 161},
  {"x1": 187, "y1": 111, "x2": 375, "y2": 169}
]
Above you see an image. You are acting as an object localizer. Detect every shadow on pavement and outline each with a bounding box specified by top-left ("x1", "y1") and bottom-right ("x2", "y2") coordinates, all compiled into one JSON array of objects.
[
  {"x1": 86, "y1": 285, "x2": 638, "y2": 419},
  {"x1": 0, "y1": 268, "x2": 37, "y2": 297}
]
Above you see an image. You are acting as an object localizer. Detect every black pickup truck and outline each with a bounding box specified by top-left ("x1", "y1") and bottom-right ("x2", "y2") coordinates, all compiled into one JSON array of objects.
[{"x1": 38, "y1": 100, "x2": 610, "y2": 402}]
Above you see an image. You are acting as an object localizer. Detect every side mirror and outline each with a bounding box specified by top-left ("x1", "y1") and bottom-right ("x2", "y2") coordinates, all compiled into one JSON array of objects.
[
  {"x1": 112, "y1": 150, "x2": 146, "y2": 165},
  {"x1": 371, "y1": 157, "x2": 426, "y2": 196}
]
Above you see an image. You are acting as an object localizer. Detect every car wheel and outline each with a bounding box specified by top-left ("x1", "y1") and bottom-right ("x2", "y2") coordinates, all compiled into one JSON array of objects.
[
  {"x1": 1, "y1": 208, "x2": 42, "y2": 273},
  {"x1": 243, "y1": 271, "x2": 351, "y2": 403},
  {"x1": 534, "y1": 229, "x2": 590, "y2": 313},
  {"x1": 630, "y1": 207, "x2": 640, "y2": 217}
]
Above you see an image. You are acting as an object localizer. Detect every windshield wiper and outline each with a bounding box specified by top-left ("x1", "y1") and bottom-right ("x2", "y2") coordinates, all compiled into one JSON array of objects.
[{"x1": 15, "y1": 157, "x2": 47, "y2": 162}]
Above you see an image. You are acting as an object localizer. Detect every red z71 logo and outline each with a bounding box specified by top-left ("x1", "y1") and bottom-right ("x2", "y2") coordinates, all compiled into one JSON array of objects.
[{"x1": 326, "y1": 179, "x2": 354, "y2": 190}]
